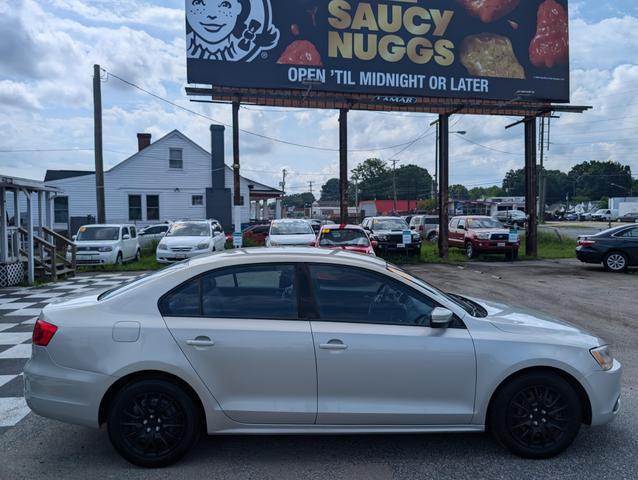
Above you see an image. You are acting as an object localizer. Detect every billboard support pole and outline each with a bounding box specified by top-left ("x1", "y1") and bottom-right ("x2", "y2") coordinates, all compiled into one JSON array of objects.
[
  {"x1": 339, "y1": 108, "x2": 349, "y2": 224},
  {"x1": 437, "y1": 114, "x2": 450, "y2": 259},
  {"x1": 524, "y1": 117, "x2": 538, "y2": 257},
  {"x1": 232, "y1": 100, "x2": 241, "y2": 234},
  {"x1": 93, "y1": 64, "x2": 106, "y2": 224}
]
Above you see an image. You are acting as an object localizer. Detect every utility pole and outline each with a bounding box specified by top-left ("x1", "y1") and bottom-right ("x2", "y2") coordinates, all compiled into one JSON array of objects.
[
  {"x1": 433, "y1": 121, "x2": 439, "y2": 201},
  {"x1": 391, "y1": 159, "x2": 398, "y2": 213},
  {"x1": 308, "y1": 181, "x2": 314, "y2": 196},
  {"x1": 93, "y1": 64, "x2": 106, "y2": 223},
  {"x1": 279, "y1": 168, "x2": 287, "y2": 219},
  {"x1": 538, "y1": 117, "x2": 545, "y2": 223}
]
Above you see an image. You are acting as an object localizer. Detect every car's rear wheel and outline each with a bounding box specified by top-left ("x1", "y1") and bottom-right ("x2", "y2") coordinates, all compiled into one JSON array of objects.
[
  {"x1": 134, "y1": 249, "x2": 141, "y2": 262},
  {"x1": 115, "y1": 252, "x2": 123, "y2": 266},
  {"x1": 107, "y1": 379, "x2": 201, "y2": 468},
  {"x1": 490, "y1": 372, "x2": 582, "y2": 459},
  {"x1": 465, "y1": 242, "x2": 477, "y2": 259},
  {"x1": 603, "y1": 251, "x2": 628, "y2": 272}
]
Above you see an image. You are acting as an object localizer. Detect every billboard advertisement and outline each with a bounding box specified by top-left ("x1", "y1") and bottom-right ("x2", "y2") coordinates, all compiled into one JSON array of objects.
[{"x1": 186, "y1": 0, "x2": 570, "y2": 103}]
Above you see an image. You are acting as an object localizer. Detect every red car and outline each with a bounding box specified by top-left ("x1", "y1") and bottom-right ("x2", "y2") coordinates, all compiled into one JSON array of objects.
[
  {"x1": 448, "y1": 216, "x2": 520, "y2": 260},
  {"x1": 315, "y1": 224, "x2": 376, "y2": 255}
]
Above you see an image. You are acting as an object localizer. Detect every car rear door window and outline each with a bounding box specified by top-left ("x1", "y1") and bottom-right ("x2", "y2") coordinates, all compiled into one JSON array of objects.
[
  {"x1": 308, "y1": 264, "x2": 435, "y2": 326},
  {"x1": 201, "y1": 264, "x2": 297, "y2": 319},
  {"x1": 160, "y1": 279, "x2": 201, "y2": 316}
]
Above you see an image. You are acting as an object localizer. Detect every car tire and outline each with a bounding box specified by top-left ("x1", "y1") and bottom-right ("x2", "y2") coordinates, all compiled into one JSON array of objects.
[
  {"x1": 489, "y1": 371, "x2": 582, "y2": 459},
  {"x1": 107, "y1": 379, "x2": 201, "y2": 468},
  {"x1": 603, "y1": 251, "x2": 628, "y2": 273},
  {"x1": 506, "y1": 249, "x2": 519, "y2": 261},
  {"x1": 115, "y1": 252, "x2": 123, "y2": 266},
  {"x1": 134, "y1": 249, "x2": 141, "y2": 262},
  {"x1": 465, "y1": 241, "x2": 477, "y2": 259}
]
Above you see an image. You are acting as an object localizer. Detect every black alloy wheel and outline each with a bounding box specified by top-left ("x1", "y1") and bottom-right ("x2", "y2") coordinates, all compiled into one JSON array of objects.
[
  {"x1": 107, "y1": 379, "x2": 201, "y2": 468},
  {"x1": 490, "y1": 372, "x2": 582, "y2": 459}
]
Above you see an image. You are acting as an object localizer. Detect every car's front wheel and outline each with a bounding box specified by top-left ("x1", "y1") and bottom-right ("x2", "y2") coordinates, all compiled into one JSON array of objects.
[
  {"x1": 489, "y1": 371, "x2": 582, "y2": 459},
  {"x1": 107, "y1": 379, "x2": 201, "y2": 468},
  {"x1": 465, "y1": 241, "x2": 477, "y2": 259},
  {"x1": 603, "y1": 251, "x2": 628, "y2": 272}
]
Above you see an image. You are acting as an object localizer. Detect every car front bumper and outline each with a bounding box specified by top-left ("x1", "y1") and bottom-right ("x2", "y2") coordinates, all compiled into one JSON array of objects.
[
  {"x1": 473, "y1": 241, "x2": 519, "y2": 253},
  {"x1": 585, "y1": 359, "x2": 622, "y2": 426},
  {"x1": 156, "y1": 249, "x2": 210, "y2": 263},
  {"x1": 24, "y1": 346, "x2": 113, "y2": 428},
  {"x1": 70, "y1": 250, "x2": 118, "y2": 265}
]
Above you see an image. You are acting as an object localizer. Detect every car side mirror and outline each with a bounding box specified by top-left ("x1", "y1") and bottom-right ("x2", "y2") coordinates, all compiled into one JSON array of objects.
[
  {"x1": 458, "y1": 225, "x2": 465, "y2": 230},
  {"x1": 122, "y1": 234, "x2": 131, "y2": 240},
  {"x1": 431, "y1": 307, "x2": 453, "y2": 328},
  {"x1": 371, "y1": 240, "x2": 378, "y2": 248},
  {"x1": 72, "y1": 235, "x2": 77, "y2": 241},
  {"x1": 410, "y1": 226, "x2": 416, "y2": 230}
]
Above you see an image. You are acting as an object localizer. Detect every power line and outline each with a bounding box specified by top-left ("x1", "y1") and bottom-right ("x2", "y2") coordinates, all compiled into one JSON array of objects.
[{"x1": 101, "y1": 68, "x2": 440, "y2": 154}]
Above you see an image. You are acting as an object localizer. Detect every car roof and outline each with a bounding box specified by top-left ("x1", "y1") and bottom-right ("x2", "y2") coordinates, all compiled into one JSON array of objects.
[
  {"x1": 320, "y1": 224, "x2": 364, "y2": 230},
  {"x1": 271, "y1": 218, "x2": 310, "y2": 223},
  {"x1": 81, "y1": 224, "x2": 127, "y2": 228},
  {"x1": 188, "y1": 247, "x2": 388, "y2": 269}
]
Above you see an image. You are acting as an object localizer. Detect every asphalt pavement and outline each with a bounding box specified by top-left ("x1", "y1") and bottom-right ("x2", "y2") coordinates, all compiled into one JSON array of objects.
[{"x1": 0, "y1": 260, "x2": 636, "y2": 479}]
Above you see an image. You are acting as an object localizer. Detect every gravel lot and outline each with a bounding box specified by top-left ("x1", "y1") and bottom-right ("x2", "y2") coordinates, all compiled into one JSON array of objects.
[{"x1": 1, "y1": 259, "x2": 636, "y2": 480}]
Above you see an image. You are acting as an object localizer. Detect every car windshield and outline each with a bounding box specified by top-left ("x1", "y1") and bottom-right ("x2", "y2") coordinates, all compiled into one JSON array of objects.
[
  {"x1": 372, "y1": 218, "x2": 408, "y2": 230},
  {"x1": 167, "y1": 222, "x2": 210, "y2": 237},
  {"x1": 386, "y1": 264, "x2": 487, "y2": 318},
  {"x1": 467, "y1": 218, "x2": 503, "y2": 229},
  {"x1": 424, "y1": 218, "x2": 438, "y2": 225},
  {"x1": 270, "y1": 221, "x2": 314, "y2": 235},
  {"x1": 319, "y1": 229, "x2": 370, "y2": 247},
  {"x1": 76, "y1": 226, "x2": 119, "y2": 241}
]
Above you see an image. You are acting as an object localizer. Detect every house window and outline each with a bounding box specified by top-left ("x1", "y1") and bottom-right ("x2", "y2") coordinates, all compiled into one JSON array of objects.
[
  {"x1": 192, "y1": 195, "x2": 203, "y2": 206},
  {"x1": 169, "y1": 148, "x2": 183, "y2": 169},
  {"x1": 53, "y1": 196, "x2": 69, "y2": 223},
  {"x1": 128, "y1": 195, "x2": 142, "y2": 221},
  {"x1": 146, "y1": 195, "x2": 160, "y2": 221}
]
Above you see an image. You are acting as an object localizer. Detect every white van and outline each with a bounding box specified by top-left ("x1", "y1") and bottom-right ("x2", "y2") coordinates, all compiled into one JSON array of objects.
[
  {"x1": 591, "y1": 209, "x2": 619, "y2": 222},
  {"x1": 72, "y1": 224, "x2": 141, "y2": 265}
]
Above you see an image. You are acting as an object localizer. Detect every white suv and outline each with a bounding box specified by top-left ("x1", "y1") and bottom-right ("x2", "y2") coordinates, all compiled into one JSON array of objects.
[
  {"x1": 72, "y1": 224, "x2": 140, "y2": 266},
  {"x1": 156, "y1": 219, "x2": 225, "y2": 263}
]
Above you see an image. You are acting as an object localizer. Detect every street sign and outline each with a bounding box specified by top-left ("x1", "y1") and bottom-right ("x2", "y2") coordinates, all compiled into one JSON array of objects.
[
  {"x1": 233, "y1": 232, "x2": 243, "y2": 248},
  {"x1": 509, "y1": 228, "x2": 519, "y2": 243}
]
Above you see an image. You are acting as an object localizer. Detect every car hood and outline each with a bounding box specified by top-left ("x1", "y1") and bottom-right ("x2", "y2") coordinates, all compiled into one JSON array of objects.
[
  {"x1": 269, "y1": 234, "x2": 316, "y2": 245},
  {"x1": 371, "y1": 229, "x2": 409, "y2": 235},
  {"x1": 75, "y1": 240, "x2": 119, "y2": 247},
  {"x1": 162, "y1": 236, "x2": 211, "y2": 247},
  {"x1": 470, "y1": 228, "x2": 510, "y2": 234},
  {"x1": 468, "y1": 297, "x2": 602, "y2": 347},
  {"x1": 320, "y1": 245, "x2": 372, "y2": 254}
]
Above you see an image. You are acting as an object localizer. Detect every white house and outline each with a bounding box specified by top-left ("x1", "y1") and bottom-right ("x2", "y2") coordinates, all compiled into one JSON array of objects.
[{"x1": 38, "y1": 128, "x2": 281, "y2": 236}]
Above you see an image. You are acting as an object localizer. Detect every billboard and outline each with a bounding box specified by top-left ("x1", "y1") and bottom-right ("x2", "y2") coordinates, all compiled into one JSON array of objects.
[{"x1": 186, "y1": 0, "x2": 570, "y2": 103}]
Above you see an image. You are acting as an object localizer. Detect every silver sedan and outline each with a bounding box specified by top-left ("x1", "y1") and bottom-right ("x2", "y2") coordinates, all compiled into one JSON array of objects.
[{"x1": 24, "y1": 248, "x2": 621, "y2": 467}]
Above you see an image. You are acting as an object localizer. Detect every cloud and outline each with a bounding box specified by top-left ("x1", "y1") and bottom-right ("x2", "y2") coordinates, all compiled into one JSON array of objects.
[{"x1": 0, "y1": 80, "x2": 42, "y2": 110}]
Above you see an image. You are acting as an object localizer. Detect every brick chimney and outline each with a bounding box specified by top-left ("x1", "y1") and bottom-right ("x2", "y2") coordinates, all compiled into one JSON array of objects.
[{"x1": 137, "y1": 133, "x2": 152, "y2": 151}]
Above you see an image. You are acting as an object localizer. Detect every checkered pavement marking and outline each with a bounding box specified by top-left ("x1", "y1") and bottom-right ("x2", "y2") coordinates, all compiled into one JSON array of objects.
[{"x1": 0, "y1": 272, "x2": 143, "y2": 435}]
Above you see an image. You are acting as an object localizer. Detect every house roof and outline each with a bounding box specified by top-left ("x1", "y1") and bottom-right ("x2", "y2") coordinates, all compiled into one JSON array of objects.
[
  {"x1": 44, "y1": 170, "x2": 94, "y2": 182},
  {"x1": 44, "y1": 129, "x2": 280, "y2": 193}
]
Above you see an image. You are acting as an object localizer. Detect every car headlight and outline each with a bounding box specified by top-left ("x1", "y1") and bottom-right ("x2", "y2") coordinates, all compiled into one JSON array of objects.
[
  {"x1": 590, "y1": 345, "x2": 614, "y2": 371},
  {"x1": 476, "y1": 233, "x2": 491, "y2": 240},
  {"x1": 97, "y1": 246, "x2": 113, "y2": 252},
  {"x1": 158, "y1": 242, "x2": 168, "y2": 251},
  {"x1": 196, "y1": 242, "x2": 210, "y2": 250},
  {"x1": 375, "y1": 235, "x2": 388, "y2": 242}
]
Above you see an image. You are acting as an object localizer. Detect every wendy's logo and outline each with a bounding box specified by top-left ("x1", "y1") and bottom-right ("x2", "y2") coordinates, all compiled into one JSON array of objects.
[{"x1": 186, "y1": 0, "x2": 279, "y2": 62}]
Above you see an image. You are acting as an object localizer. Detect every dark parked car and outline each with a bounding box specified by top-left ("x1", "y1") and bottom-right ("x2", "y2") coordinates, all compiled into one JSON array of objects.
[
  {"x1": 618, "y1": 212, "x2": 638, "y2": 223},
  {"x1": 576, "y1": 225, "x2": 638, "y2": 272},
  {"x1": 361, "y1": 216, "x2": 421, "y2": 255}
]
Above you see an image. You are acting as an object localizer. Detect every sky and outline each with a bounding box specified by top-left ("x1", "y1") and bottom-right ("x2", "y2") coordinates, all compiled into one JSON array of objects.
[{"x1": 0, "y1": 0, "x2": 637, "y2": 196}]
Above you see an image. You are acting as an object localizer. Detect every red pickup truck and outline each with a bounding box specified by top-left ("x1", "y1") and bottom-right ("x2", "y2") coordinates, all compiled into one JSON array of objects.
[{"x1": 448, "y1": 216, "x2": 519, "y2": 260}]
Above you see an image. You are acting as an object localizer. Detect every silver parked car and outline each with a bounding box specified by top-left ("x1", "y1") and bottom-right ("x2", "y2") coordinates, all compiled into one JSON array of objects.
[
  {"x1": 138, "y1": 224, "x2": 170, "y2": 249},
  {"x1": 409, "y1": 215, "x2": 439, "y2": 241},
  {"x1": 25, "y1": 249, "x2": 621, "y2": 467}
]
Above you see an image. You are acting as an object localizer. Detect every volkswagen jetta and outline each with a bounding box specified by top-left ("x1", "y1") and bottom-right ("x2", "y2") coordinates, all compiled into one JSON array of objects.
[{"x1": 24, "y1": 248, "x2": 621, "y2": 467}]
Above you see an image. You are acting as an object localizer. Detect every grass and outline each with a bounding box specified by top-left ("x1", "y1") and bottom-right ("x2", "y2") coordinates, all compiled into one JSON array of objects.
[
  {"x1": 77, "y1": 248, "x2": 162, "y2": 273},
  {"x1": 384, "y1": 231, "x2": 576, "y2": 265}
]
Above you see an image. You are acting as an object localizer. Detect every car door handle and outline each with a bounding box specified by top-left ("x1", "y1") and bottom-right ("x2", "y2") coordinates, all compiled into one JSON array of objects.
[
  {"x1": 319, "y1": 340, "x2": 348, "y2": 350},
  {"x1": 186, "y1": 338, "x2": 215, "y2": 347}
]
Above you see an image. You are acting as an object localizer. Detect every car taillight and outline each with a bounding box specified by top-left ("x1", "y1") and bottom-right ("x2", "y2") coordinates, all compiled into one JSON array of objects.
[
  {"x1": 419, "y1": 225, "x2": 424, "y2": 232},
  {"x1": 33, "y1": 319, "x2": 58, "y2": 346},
  {"x1": 578, "y1": 239, "x2": 596, "y2": 247}
]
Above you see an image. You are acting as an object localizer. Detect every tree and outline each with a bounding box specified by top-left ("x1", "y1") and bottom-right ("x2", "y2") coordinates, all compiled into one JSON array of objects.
[
  {"x1": 449, "y1": 184, "x2": 469, "y2": 200},
  {"x1": 353, "y1": 162, "x2": 432, "y2": 202},
  {"x1": 469, "y1": 186, "x2": 506, "y2": 200},
  {"x1": 417, "y1": 198, "x2": 437, "y2": 213},
  {"x1": 568, "y1": 160, "x2": 633, "y2": 200},
  {"x1": 281, "y1": 192, "x2": 315, "y2": 209},
  {"x1": 502, "y1": 169, "x2": 525, "y2": 196},
  {"x1": 319, "y1": 178, "x2": 340, "y2": 201},
  {"x1": 351, "y1": 158, "x2": 388, "y2": 183}
]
